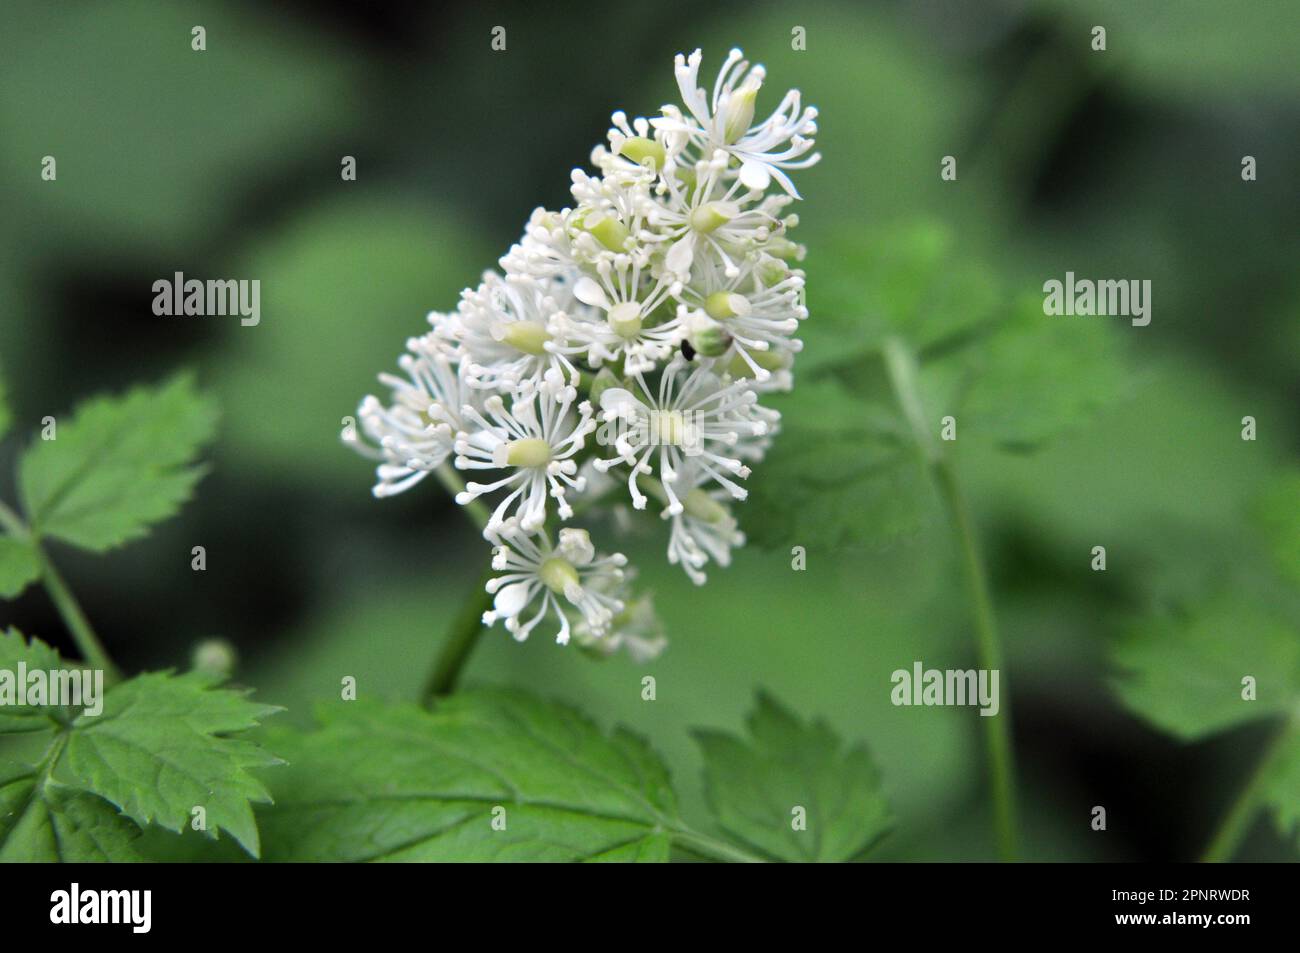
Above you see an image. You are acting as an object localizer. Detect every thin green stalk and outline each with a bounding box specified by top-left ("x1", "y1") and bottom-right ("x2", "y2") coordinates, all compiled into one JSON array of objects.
[
  {"x1": 1201, "y1": 715, "x2": 1298, "y2": 862},
  {"x1": 33, "y1": 541, "x2": 122, "y2": 684},
  {"x1": 0, "y1": 500, "x2": 121, "y2": 683},
  {"x1": 422, "y1": 465, "x2": 494, "y2": 703},
  {"x1": 883, "y1": 337, "x2": 1019, "y2": 862},
  {"x1": 423, "y1": 565, "x2": 496, "y2": 700}
]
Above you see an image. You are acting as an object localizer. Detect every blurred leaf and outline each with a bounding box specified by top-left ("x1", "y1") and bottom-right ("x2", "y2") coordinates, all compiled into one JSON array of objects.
[
  {"x1": 1253, "y1": 471, "x2": 1300, "y2": 587},
  {"x1": 1034, "y1": 0, "x2": 1300, "y2": 101},
  {"x1": 743, "y1": 377, "x2": 934, "y2": 550},
  {"x1": 259, "y1": 690, "x2": 682, "y2": 862},
  {"x1": 1111, "y1": 590, "x2": 1299, "y2": 740},
  {"x1": 0, "y1": 537, "x2": 38, "y2": 600},
  {"x1": 693, "y1": 692, "x2": 891, "y2": 862},
  {"x1": 215, "y1": 196, "x2": 491, "y2": 489},
  {"x1": 1111, "y1": 570, "x2": 1300, "y2": 851},
  {"x1": 17, "y1": 373, "x2": 217, "y2": 552},
  {"x1": 808, "y1": 221, "x2": 1001, "y2": 372},
  {"x1": 0, "y1": 0, "x2": 364, "y2": 254},
  {"x1": 0, "y1": 366, "x2": 10, "y2": 443},
  {"x1": 953, "y1": 294, "x2": 1131, "y2": 451}
]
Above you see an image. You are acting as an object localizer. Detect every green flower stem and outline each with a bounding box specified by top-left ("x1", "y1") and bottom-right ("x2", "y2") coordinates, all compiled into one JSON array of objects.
[
  {"x1": 422, "y1": 465, "x2": 494, "y2": 702},
  {"x1": 0, "y1": 499, "x2": 122, "y2": 684},
  {"x1": 883, "y1": 336, "x2": 1019, "y2": 862},
  {"x1": 1201, "y1": 714, "x2": 1298, "y2": 862},
  {"x1": 34, "y1": 542, "x2": 122, "y2": 685}
]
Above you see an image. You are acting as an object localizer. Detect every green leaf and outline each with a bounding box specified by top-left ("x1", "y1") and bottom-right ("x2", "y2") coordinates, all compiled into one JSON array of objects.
[
  {"x1": 953, "y1": 294, "x2": 1131, "y2": 452},
  {"x1": 743, "y1": 377, "x2": 935, "y2": 550},
  {"x1": 757, "y1": 220, "x2": 1129, "y2": 551},
  {"x1": 0, "y1": 628, "x2": 69, "y2": 729},
  {"x1": 1111, "y1": 578, "x2": 1300, "y2": 851},
  {"x1": 1252, "y1": 471, "x2": 1300, "y2": 587},
  {"x1": 812, "y1": 223, "x2": 1130, "y2": 452},
  {"x1": 0, "y1": 764, "x2": 143, "y2": 862},
  {"x1": 0, "y1": 537, "x2": 39, "y2": 600},
  {"x1": 18, "y1": 373, "x2": 217, "y2": 552},
  {"x1": 693, "y1": 692, "x2": 892, "y2": 862},
  {"x1": 259, "y1": 690, "x2": 685, "y2": 862},
  {"x1": 1111, "y1": 589, "x2": 1300, "y2": 741},
  {"x1": 0, "y1": 631, "x2": 281, "y2": 860},
  {"x1": 57, "y1": 672, "x2": 283, "y2": 857}
]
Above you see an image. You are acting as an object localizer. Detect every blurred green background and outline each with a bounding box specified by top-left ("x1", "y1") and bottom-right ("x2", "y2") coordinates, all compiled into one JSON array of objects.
[{"x1": 1, "y1": 0, "x2": 1297, "y2": 861}]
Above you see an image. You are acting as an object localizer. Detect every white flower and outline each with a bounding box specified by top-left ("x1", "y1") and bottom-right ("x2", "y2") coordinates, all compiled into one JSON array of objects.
[
  {"x1": 654, "y1": 48, "x2": 820, "y2": 198},
  {"x1": 448, "y1": 272, "x2": 581, "y2": 394},
  {"x1": 347, "y1": 335, "x2": 473, "y2": 498},
  {"x1": 595, "y1": 357, "x2": 771, "y2": 513},
  {"x1": 680, "y1": 252, "x2": 806, "y2": 382},
  {"x1": 652, "y1": 150, "x2": 786, "y2": 281},
  {"x1": 574, "y1": 592, "x2": 667, "y2": 661},
  {"x1": 566, "y1": 257, "x2": 684, "y2": 374},
  {"x1": 567, "y1": 168, "x2": 659, "y2": 265},
  {"x1": 662, "y1": 467, "x2": 745, "y2": 585},
  {"x1": 483, "y1": 528, "x2": 628, "y2": 644},
  {"x1": 453, "y1": 371, "x2": 596, "y2": 534},
  {"x1": 499, "y1": 207, "x2": 582, "y2": 282}
]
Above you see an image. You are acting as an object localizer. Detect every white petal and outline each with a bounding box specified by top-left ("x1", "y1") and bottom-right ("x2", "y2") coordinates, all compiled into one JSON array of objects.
[
  {"x1": 738, "y1": 160, "x2": 771, "y2": 191},
  {"x1": 599, "y1": 387, "x2": 639, "y2": 416},
  {"x1": 493, "y1": 581, "x2": 532, "y2": 618},
  {"x1": 665, "y1": 236, "x2": 695, "y2": 278},
  {"x1": 573, "y1": 276, "x2": 609, "y2": 309}
]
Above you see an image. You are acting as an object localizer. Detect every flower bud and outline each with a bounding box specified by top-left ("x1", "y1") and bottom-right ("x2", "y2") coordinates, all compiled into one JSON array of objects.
[
  {"x1": 689, "y1": 316, "x2": 732, "y2": 357},
  {"x1": 689, "y1": 202, "x2": 732, "y2": 234},
  {"x1": 618, "y1": 136, "x2": 665, "y2": 171},
  {"x1": 704, "y1": 291, "x2": 750, "y2": 320},
  {"x1": 723, "y1": 78, "x2": 761, "y2": 144},
  {"x1": 585, "y1": 212, "x2": 630, "y2": 251}
]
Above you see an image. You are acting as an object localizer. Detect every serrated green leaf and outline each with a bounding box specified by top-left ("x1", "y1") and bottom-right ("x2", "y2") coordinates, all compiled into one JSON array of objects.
[
  {"x1": 0, "y1": 627, "x2": 69, "y2": 729},
  {"x1": 693, "y1": 692, "x2": 892, "y2": 862},
  {"x1": 0, "y1": 631, "x2": 281, "y2": 860},
  {"x1": 259, "y1": 690, "x2": 685, "y2": 862},
  {"x1": 18, "y1": 373, "x2": 217, "y2": 552},
  {"x1": 0, "y1": 763, "x2": 142, "y2": 862},
  {"x1": 58, "y1": 672, "x2": 282, "y2": 858},
  {"x1": 0, "y1": 536, "x2": 39, "y2": 600}
]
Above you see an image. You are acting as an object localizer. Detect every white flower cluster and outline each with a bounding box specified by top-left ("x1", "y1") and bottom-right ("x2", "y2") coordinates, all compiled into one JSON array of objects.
[{"x1": 347, "y1": 49, "x2": 818, "y2": 660}]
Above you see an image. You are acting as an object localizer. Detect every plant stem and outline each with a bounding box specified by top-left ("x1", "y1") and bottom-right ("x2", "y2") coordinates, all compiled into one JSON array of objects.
[
  {"x1": 423, "y1": 565, "x2": 496, "y2": 700},
  {"x1": 1201, "y1": 715, "x2": 1298, "y2": 862},
  {"x1": 0, "y1": 499, "x2": 121, "y2": 683},
  {"x1": 32, "y1": 541, "x2": 122, "y2": 684},
  {"x1": 883, "y1": 337, "x2": 1019, "y2": 862},
  {"x1": 421, "y1": 465, "x2": 494, "y2": 703},
  {"x1": 434, "y1": 463, "x2": 491, "y2": 530}
]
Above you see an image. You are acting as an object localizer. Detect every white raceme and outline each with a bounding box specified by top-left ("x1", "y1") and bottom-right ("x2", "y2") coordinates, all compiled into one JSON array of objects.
[{"x1": 349, "y1": 48, "x2": 818, "y2": 652}]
